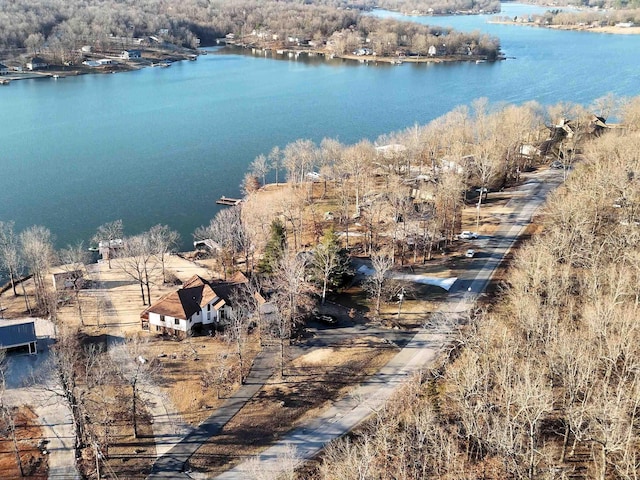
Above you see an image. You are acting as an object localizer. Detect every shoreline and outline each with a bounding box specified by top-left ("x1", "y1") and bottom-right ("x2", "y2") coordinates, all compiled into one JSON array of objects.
[
  {"x1": 489, "y1": 19, "x2": 640, "y2": 35},
  {"x1": 0, "y1": 48, "x2": 198, "y2": 82}
]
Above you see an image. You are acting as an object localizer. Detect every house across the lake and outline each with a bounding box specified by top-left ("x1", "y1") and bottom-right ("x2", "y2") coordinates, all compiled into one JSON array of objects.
[
  {"x1": 26, "y1": 57, "x2": 48, "y2": 70},
  {"x1": 0, "y1": 63, "x2": 9, "y2": 75},
  {"x1": 141, "y1": 273, "x2": 249, "y2": 338},
  {"x1": 121, "y1": 50, "x2": 142, "y2": 60}
]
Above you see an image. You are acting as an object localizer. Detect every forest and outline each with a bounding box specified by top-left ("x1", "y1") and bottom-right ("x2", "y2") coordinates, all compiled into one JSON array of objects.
[
  {"x1": 294, "y1": 96, "x2": 640, "y2": 479},
  {"x1": 0, "y1": 0, "x2": 500, "y2": 62}
]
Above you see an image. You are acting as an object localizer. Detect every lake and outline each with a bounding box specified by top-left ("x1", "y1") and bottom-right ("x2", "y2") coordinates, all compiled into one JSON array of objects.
[{"x1": 0, "y1": 3, "x2": 639, "y2": 250}]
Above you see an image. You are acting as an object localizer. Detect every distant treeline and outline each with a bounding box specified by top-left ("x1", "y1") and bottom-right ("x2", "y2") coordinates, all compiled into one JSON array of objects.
[
  {"x1": 0, "y1": 0, "x2": 499, "y2": 60},
  {"x1": 497, "y1": 7, "x2": 640, "y2": 26}
]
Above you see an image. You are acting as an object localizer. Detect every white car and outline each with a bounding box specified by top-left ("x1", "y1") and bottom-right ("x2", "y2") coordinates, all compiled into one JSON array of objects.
[
  {"x1": 459, "y1": 231, "x2": 478, "y2": 240},
  {"x1": 465, "y1": 249, "x2": 476, "y2": 258}
]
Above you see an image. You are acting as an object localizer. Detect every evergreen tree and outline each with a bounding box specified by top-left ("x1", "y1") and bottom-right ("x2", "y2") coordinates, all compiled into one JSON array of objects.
[
  {"x1": 258, "y1": 219, "x2": 286, "y2": 275},
  {"x1": 312, "y1": 227, "x2": 351, "y2": 304}
]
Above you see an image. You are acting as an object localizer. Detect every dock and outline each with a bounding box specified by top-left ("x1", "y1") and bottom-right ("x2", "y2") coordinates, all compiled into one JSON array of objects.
[{"x1": 216, "y1": 196, "x2": 243, "y2": 206}]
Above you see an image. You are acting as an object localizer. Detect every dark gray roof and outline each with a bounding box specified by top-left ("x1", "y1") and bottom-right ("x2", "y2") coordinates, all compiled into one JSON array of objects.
[{"x1": 0, "y1": 321, "x2": 37, "y2": 348}]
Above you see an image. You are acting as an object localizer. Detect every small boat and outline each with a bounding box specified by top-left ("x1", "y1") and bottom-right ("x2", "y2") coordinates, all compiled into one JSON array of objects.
[
  {"x1": 476, "y1": 59, "x2": 486, "y2": 64},
  {"x1": 52, "y1": 74, "x2": 60, "y2": 79},
  {"x1": 0, "y1": 79, "x2": 10, "y2": 85}
]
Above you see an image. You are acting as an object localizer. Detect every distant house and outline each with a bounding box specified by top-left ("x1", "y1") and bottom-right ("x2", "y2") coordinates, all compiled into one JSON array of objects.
[
  {"x1": 0, "y1": 320, "x2": 37, "y2": 354},
  {"x1": 141, "y1": 273, "x2": 250, "y2": 338},
  {"x1": 96, "y1": 58, "x2": 115, "y2": 66},
  {"x1": 0, "y1": 63, "x2": 8, "y2": 75},
  {"x1": 26, "y1": 57, "x2": 48, "y2": 70},
  {"x1": 121, "y1": 50, "x2": 141, "y2": 60},
  {"x1": 98, "y1": 238, "x2": 124, "y2": 262},
  {"x1": 428, "y1": 45, "x2": 437, "y2": 56}
]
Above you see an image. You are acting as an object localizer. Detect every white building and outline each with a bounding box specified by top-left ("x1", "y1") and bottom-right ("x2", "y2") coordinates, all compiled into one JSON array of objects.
[{"x1": 141, "y1": 273, "x2": 248, "y2": 338}]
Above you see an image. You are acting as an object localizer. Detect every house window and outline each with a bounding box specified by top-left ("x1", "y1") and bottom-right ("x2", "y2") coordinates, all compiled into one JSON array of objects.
[
  {"x1": 160, "y1": 315, "x2": 165, "y2": 323},
  {"x1": 174, "y1": 318, "x2": 179, "y2": 326},
  {"x1": 156, "y1": 325, "x2": 161, "y2": 332},
  {"x1": 207, "y1": 304, "x2": 211, "y2": 312}
]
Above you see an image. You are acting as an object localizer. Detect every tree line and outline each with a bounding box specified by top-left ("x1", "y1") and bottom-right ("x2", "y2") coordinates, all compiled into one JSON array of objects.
[
  {"x1": 0, "y1": 0, "x2": 500, "y2": 62},
  {"x1": 496, "y1": 7, "x2": 640, "y2": 27},
  {"x1": 303, "y1": 96, "x2": 640, "y2": 479}
]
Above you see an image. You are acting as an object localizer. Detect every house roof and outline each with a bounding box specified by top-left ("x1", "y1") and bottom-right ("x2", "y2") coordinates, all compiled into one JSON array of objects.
[
  {"x1": 145, "y1": 276, "x2": 221, "y2": 320},
  {"x1": 29, "y1": 57, "x2": 47, "y2": 64},
  {"x1": 142, "y1": 273, "x2": 249, "y2": 320},
  {"x1": 0, "y1": 63, "x2": 7, "y2": 69},
  {"x1": 209, "y1": 272, "x2": 249, "y2": 304},
  {"x1": 0, "y1": 320, "x2": 37, "y2": 349}
]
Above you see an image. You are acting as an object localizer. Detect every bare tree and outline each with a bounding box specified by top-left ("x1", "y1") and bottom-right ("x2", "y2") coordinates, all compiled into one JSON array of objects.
[
  {"x1": 148, "y1": 224, "x2": 180, "y2": 283},
  {"x1": 363, "y1": 250, "x2": 393, "y2": 319},
  {"x1": 250, "y1": 154, "x2": 270, "y2": 187},
  {"x1": 0, "y1": 221, "x2": 21, "y2": 297},
  {"x1": 92, "y1": 220, "x2": 123, "y2": 269},
  {"x1": 20, "y1": 225, "x2": 55, "y2": 314},
  {"x1": 268, "y1": 146, "x2": 283, "y2": 185},
  {"x1": 111, "y1": 335, "x2": 161, "y2": 438},
  {"x1": 115, "y1": 233, "x2": 157, "y2": 305},
  {"x1": 58, "y1": 242, "x2": 90, "y2": 325}
]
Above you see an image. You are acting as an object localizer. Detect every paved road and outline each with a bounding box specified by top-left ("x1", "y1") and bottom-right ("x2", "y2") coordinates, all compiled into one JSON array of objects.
[{"x1": 213, "y1": 170, "x2": 563, "y2": 479}]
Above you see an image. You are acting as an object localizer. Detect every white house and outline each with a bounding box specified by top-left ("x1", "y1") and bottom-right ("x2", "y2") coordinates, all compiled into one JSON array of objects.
[
  {"x1": 141, "y1": 273, "x2": 249, "y2": 338},
  {"x1": 121, "y1": 50, "x2": 141, "y2": 60},
  {"x1": 26, "y1": 57, "x2": 48, "y2": 70}
]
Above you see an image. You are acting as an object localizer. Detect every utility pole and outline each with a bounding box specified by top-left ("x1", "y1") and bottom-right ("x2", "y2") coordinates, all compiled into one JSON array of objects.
[{"x1": 397, "y1": 287, "x2": 405, "y2": 321}]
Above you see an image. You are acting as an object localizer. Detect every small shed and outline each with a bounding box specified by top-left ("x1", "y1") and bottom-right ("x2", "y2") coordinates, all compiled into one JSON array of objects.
[{"x1": 0, "y1": 320, "x2": 37, "y2": 354}]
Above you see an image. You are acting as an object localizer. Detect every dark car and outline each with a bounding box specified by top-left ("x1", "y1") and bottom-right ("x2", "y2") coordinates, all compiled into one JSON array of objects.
[{"x1": 314, "y1": 314, "x2": 338, "y2": 325}]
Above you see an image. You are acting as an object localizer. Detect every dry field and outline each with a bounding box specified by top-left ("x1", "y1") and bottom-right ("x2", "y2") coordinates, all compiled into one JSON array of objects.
[{"x1": 188, "y1": 335, "x2": 397, "y2": 475}]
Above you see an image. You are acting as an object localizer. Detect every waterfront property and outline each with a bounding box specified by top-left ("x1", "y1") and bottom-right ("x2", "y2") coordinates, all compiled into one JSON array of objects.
[
  {"x1": 140, "y1": 272, "x2": 249, "y2": 337},
  {"x1": 26, "y1": 57, "x2": 48, "y2": 70},
  {"x1": 121, "y1": 49, "x2": 142, "y2": 60},
  {"x1": 0, "y1": 63, "x2": 8, "y2": 75},
  {"x1": 0, "y1": 319, "x2": 38, "y2": 354}
]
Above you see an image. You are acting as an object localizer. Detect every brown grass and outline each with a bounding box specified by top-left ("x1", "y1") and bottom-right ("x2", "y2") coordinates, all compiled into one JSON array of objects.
[
  {"x1": 188, "y1": 336, "x2": 397, "y2": 475},
  {"x1": 0, "y1": 406, "x2": 48, "y2": 479}
]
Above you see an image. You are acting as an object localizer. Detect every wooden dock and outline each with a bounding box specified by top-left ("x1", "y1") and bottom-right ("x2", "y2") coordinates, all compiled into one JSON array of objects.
[{"x1": 216, "y1": 196, "x2": 243, "y2": 206}]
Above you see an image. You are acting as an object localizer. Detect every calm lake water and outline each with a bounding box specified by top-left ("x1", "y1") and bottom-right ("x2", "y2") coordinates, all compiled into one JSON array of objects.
[{"x1": 0, "y1": 3, "x2": 639, "y2": 250}]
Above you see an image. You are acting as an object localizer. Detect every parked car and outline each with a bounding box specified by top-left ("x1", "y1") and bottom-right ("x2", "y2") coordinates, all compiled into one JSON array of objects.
[
  {"x1": 465, "y1": 249, "x2": 476, "y2": 258},
  {"x1": 314, "y1": 314, "x2": 338, "y2": 325},
  {"x1": 459, "y1": 231, "x2": 478, "y2": 240},
  {"x1": 550, "y1": 160, "x2": 564, "y2": 169}
]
